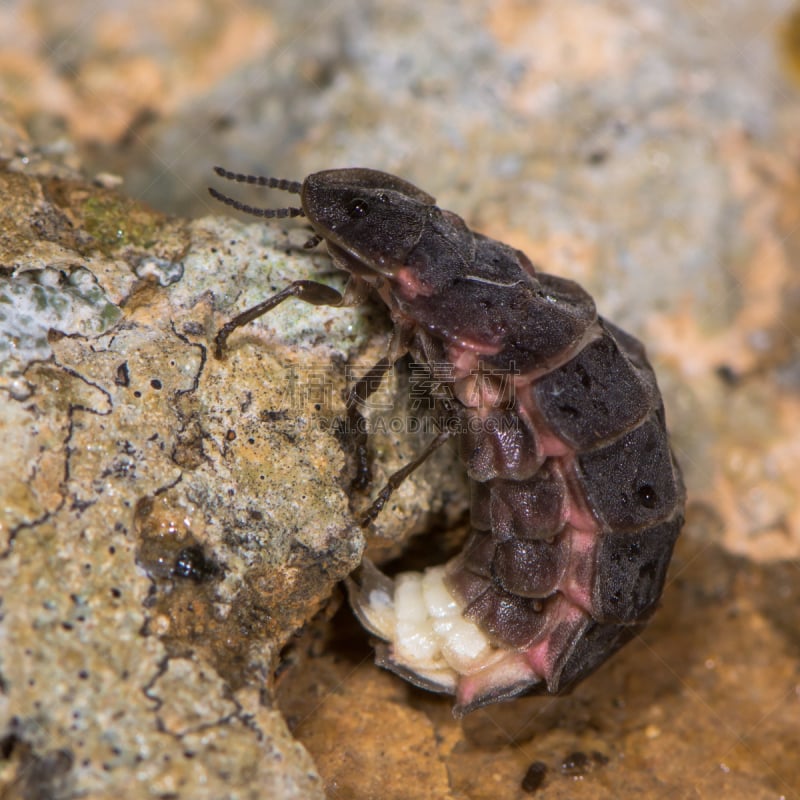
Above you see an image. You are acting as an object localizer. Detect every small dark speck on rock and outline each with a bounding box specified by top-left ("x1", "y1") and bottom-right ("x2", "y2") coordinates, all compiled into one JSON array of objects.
[
  {"x1": 561, "y1": 751, "x2": 590, "y2": 777},
  {"x1": 172, "y1": 545, "x2": 219, "y2": 583},
  {"x1": 715, "y1": 364, "x2": 741, "y2": 386},
  {"x1": 114, "y1": 362, "x2": 130, "y2": 387},
  {"x1": 182, "y1": 321, "x2": 205, "y2": 336},
  {"x1": 587, "y1": 150, "x2": 609, "y2": 165},
  {"x1": 521, "y1": 761, "x2": 547, "y2": 793}
]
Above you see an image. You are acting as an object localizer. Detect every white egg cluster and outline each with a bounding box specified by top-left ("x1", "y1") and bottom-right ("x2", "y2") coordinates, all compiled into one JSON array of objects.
[{"x1": 356, "y1": 564, "x2": 503, "y2": 691}]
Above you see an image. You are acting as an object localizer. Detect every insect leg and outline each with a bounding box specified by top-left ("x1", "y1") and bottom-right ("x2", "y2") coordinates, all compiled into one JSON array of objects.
[
  {"x1": 360, "y1": 428, "x2": 453, "y2": 527},
  {"x1": 346, "y1": 322, "x2": 416, "y2": 492},
  {"x1": 215, "y1": 279, "x2": 354, "y2": 359}
]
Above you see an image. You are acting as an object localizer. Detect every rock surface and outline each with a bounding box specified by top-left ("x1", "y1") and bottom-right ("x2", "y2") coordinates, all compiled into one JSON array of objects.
[
  {"x1": 0, "y1": 112, "x2": 463, "y2": 798},
  {"x1": 1, "y1": 0, "x2": 800, "y2": 798}
]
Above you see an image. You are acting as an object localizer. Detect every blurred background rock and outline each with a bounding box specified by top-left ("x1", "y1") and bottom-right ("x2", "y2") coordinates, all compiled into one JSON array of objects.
[{"x1": 1, "y1": 1, "x2": 799, "y2": 798}]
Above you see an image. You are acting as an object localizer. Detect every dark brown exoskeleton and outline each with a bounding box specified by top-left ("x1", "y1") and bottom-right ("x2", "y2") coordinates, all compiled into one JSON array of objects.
[{"x1": 209, "y1": 167, "x2": 685, "y2": 716}]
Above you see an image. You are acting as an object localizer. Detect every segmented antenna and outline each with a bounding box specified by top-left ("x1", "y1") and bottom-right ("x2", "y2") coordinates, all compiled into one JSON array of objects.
[
  {"x1": 213, "y1": 166, "x2": 302, "y2": 194},
  {"x1": 208, "y1": 187, "x2": 304, "y2": 218},
  {"x1": 208, "y1": 166, "x2": 305, "y2": 218}
]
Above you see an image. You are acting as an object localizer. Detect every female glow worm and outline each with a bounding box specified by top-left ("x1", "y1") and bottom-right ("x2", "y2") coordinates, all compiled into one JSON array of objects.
[{"x1": 209, "y1": 166, "x2": 685, "y2": 717}]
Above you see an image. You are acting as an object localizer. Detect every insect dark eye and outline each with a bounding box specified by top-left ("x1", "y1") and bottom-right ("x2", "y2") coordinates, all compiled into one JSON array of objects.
[{"x1": 347, "y1": 198, "x2": 370, "y2": 218}]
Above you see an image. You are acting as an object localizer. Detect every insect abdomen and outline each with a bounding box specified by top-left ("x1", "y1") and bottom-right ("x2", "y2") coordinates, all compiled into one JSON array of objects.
[
  {"x1": 440, "y1": 299, "x2": 684, "y2": 709},
  {"x1": 358, "y1": 249, "x2": 684, "y2": 714}
]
